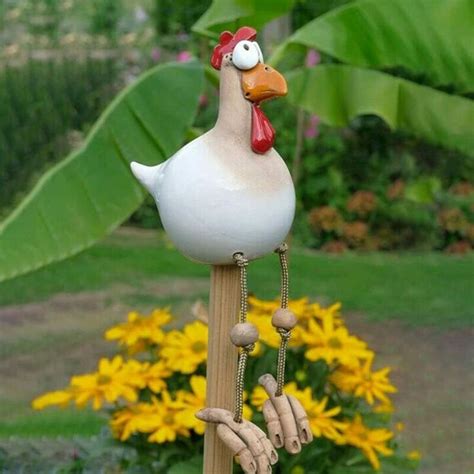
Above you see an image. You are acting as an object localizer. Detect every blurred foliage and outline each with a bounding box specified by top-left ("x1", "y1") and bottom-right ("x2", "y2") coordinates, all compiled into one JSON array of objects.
[
  {"x1": 292, "y1": 0, "x2": 351, "y2": 30},
  {"x1": 267, "y1": 98, "x2": 474, "y2": 252},
  {"x1": 89, "y1": 0, "x2": 123, "y2": 38},
  {"x1": 152, "y1": 0, "x2": 211, "y2": 36},
  {"x1": 0, "y1": 57, "x2": 119, "y2": 215}
]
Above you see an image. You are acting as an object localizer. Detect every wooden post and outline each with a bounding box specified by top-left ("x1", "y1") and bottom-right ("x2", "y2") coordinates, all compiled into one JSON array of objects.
[{"x1": 203, "y1": 265, "x2": 240, "y2": 473}]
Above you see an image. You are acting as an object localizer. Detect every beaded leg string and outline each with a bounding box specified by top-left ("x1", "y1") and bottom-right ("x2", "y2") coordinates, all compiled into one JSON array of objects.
[
  {"x1": 258, "y1": 243, "x2": 314, "y2": 454},
  {"x1": 196, "y1": 252, "x2": 278, "y2": 474},
  {"x1": 232, "y1": 252, "x2": 254, "y2": 423}
]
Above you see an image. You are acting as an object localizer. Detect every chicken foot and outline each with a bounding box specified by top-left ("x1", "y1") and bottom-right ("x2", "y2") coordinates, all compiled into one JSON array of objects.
[
  {"x1": 197, "y1": 408, "x2": 278, "y2": 474},
  {"x1": 257, "y1": 244, "x2": 313, "y2": 454}
]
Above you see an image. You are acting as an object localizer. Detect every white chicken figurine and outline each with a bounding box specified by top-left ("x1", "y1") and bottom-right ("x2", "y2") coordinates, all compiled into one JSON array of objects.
[
  {"x1": 131, "y1": 26, "x2": 294, "y2": 264},
  {"x1": 131, "y1": 27, "x2": 312, "y2": 474}
]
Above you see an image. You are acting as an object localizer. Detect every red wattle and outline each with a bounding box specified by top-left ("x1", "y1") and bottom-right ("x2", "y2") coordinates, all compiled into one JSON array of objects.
[{"x1": 251, "y1": 104, "x2": 275, "y2": 154}]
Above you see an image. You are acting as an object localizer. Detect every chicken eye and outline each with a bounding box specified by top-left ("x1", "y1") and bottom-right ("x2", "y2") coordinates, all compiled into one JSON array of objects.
[
  {"x1": 232, "y1": 41, "x2": 260, "y2": 70},
  {"x1": 253, "y1": 42, "x2": 264, "y2": 63}
]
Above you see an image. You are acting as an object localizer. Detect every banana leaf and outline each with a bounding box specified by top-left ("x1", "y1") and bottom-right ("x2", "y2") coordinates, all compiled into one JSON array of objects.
[
  {"x1": 272, "y1": 0, "x2": 474, "y2": 93},
  {"x1": 0, "y1": 62, "x2": 204, "y2": 283},
  {"x1": 287, "y1": 65, "x2": 474, "y2": 157},
  {"x1": 193, "y1": 0, "x2": 295, "y2": 38}
]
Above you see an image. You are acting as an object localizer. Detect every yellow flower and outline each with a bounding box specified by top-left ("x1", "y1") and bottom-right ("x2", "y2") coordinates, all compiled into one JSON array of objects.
[
  {"x1": 105, "y1": 309, "x2": 171, "y2": 350},
  {"x1": 331, "y1": 358, "x2": 397, "y2": 405},
  {"x1": 302, "y1": 314, "x2": 372, "y2": 367},
  {"x1": 344, "y1": 415, "x2": 394, "y2": 470},
  {"x1": 178, "y1": 375, "x2": 252, "y2": 435},
  {"x1": 160, "y1": 321, "x2": 208, "y2": 373},
  {"x1": 373, "y1": 401, "x2": 395, "y2": 414},
  {"x1": 247, "y1": 300, "x2": 308, "y2": 349},
  {"x1": 176, "y1": 375, "x2": 208, "y2": 435},
  {"x1": 122, "y1": 359, "x2": 172, "y2": 393},
  {"x1": 246, "y1": 297, "x2": 345, "y2": 349},
  {"x1": 70, "y1": 356, "x2": 137, "y2": 410},
  {"x1": 143, "y1": 392, "x2": 191, "y2": 443},
  {"x1": 285, "y1": 383, "x2": 346, "y2": 443},
  {"x1": 248, "y1": 296, "x2": 310, "y2": 320},
  {"x1": 247, "y1": 311, "x2": 281, "y2": 349},
  {"x1": 395, "y1": 422, "x2": 405, "y2": 432},
  {"x1": 32, "y1": 390, "x2": 72, "y2": 410},
  {"x1": 250, "y1": 385, "x2": 268, "y2": 411},
  {"x1": 407, "y1": 450, "x2": 422, "y2": 461},
  {"x1": 309, "y1": 302, "x2": 343, "y2": 326},
  {"x1": 111, "y1": 402, "x2": 156, "y2": 441}
]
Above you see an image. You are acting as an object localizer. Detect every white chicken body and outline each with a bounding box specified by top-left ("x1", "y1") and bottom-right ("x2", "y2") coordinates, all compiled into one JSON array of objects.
[
  {"x1": 137, "y1": 130, "x2": 295, "y2": 264},
  {"x1": 131, "y1": 43, "x2": 295, "y2": 265}
]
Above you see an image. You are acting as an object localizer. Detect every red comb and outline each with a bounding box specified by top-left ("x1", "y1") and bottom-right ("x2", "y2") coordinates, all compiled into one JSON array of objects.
[{"x1": 211, "y1": 26, "x2": 257, "y2": 70}]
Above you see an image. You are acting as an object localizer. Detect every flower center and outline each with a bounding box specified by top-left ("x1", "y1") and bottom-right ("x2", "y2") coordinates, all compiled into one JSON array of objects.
[
  {"x1": 97, "y1": 374, "x2": 111, "y2": 385},
  {"x1": 192, "y1": 341, "x2": 206, "y2": 353},
  {"x1": 328, "y1": 337, "x2": 342, "y2": 349},
  {"x1": 163, "y1": 413, "x2": 175, "y2": 426}
]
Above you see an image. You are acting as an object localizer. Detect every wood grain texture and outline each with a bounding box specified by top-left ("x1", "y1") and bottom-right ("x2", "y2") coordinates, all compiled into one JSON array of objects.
[{"x1": 203, "y1": 265, "x2": 240, "y2": 473}]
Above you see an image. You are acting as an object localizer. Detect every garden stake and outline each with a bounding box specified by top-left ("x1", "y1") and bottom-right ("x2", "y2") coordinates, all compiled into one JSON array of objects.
[{"x1": 130, "y1": 25, "x2": 312, "y2": 473}]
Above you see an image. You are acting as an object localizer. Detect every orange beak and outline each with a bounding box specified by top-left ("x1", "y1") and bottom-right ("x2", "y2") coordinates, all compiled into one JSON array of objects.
[{"x1": 241, "y1": 63, "x2": 288, "y2": 103}]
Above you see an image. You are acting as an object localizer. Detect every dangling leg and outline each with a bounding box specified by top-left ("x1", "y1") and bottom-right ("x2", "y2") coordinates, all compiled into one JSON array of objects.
[
  {"x1": 232, "y1": 252, "x2": 254, "y2": 423},
  {"x1": 196, "y1": 252, "x2": 278, "y2": 474},
  {"x1": 258, "y1": 243, "x2": 313, "y2": 454},
  {"x1": 274, "y1": 243, "x2": 292, "y2": 397}
]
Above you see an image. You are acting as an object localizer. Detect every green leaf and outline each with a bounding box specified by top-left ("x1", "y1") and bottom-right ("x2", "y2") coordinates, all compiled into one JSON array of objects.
[
  {"x1": 168, "y1": 455, "x2": 203, "y2": 474},
  {"x1": 0, "y1": 62, "x2": 204, "y2": 283},
  {"x1": 405, "y1": 177, "x2": 442, "y2": 204},
  {"x1": 193, "y1": 0, "x2": 295, "y2": 38},
  {"x1": 287, "y1": 65, "x2": 474, "y2": 157},
  {"x1": 272, "y1": 0, "x2": 474, "y2": 93}
]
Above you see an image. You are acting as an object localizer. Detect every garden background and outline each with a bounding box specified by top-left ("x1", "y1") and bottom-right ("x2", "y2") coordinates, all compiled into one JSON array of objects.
[{"x1": 0, "y1": 0, "x2": 473, "y2": 473}]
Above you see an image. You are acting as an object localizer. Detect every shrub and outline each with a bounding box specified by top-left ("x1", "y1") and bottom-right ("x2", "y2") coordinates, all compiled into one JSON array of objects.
[
  {"x1": 307, "y1": 182, "x2": 474, "y2": 253},
  {"x1": 0, "y1": 57, "x2": 120, "y2": 215},
  {"x1": 33, "y1": 299, "x2": 420, "y2": 473}
]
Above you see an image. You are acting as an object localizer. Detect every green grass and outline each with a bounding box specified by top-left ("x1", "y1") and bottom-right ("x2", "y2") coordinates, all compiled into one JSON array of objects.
[
  {"x1": 1, "y1": 229, "x2": 473, "y2": 326},
  {"x1": 0, "y1": 410, "x2": 104, "y2": 438}
]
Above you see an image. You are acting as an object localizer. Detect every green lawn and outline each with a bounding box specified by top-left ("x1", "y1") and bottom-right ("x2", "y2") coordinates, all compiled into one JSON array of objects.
[
  {"x1": 0, "y1": 410, "x2": 105, "y2": 438},
  {"x1": 1, "y1": 228, "x2": 473, "y2": 326}
]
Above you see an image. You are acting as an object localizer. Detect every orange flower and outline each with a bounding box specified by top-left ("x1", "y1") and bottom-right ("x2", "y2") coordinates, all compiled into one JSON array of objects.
[
  {"x1": 386, "y1": 180, "x2": 405, "y2": 200},
  {"x1": 342, "y1": 221, "x2": 368, "y2": 248},
  {"x1": 438, "y1": 208, "x2": 468, "y2": 233},
  {"x1": 308, "y1": 206, "x2": 344, "y2": 233},
  {"x1": 450, "y1": 181, "x2": 473, "y2": 196},
  {"x1": 347, "y1": 191, "x2": 377, "y2": 216}
]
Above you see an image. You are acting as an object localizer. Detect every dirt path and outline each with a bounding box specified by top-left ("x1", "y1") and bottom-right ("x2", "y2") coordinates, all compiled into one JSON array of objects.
[
  {"x1": 347, "y1": 314, "x2": 474, "y2": 474},
  {"x1": 0, "y1": 282, "x2": 472, "y2": 473}
]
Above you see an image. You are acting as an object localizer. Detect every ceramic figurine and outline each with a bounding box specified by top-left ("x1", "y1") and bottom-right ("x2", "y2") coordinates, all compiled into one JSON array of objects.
[{"x1": 131, "y1": 26, "x2": 312, "y2": 474}]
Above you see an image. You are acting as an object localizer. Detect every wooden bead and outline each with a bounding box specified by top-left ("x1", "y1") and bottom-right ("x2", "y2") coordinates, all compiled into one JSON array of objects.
[
  {"x1": 230, "y1": 322, "x2": 259, "y2": 347},
  {"x1": 271, "y1": 309, "x2": 297, "y2": 330}
]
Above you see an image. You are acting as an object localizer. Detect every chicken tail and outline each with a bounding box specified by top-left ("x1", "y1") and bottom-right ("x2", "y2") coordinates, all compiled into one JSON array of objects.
[{"x1": 130, "y1": 161, "x2": 164, "y2": 201}]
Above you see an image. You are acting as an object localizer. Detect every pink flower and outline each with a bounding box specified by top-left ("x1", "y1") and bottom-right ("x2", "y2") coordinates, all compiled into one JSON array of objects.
[
  {"x1": 177, "y1": 50, "x2": 192, "y2": 62},
  {"x1": 305, "y1": 49, "x2": 321, "y2": 67},
  {"x1": 150, "y1": 47, "x2": 161, "y2": 62},
  {"x1": 304, "y1": 115, "x2": 321, "y2": 139}
]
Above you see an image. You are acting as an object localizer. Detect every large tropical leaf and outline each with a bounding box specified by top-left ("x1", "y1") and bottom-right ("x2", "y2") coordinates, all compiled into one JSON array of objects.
[
  {"x1": 0, "y1": 62, "x2": 204, "y2": 283},
  {"x1": 287, "y1": 65, "x2": 474, "y2": 157},
  {"x1": 272, "y1": 0, "x2": 474, "y2": 93},
  {"x1": 193, "y1": 0, "x2": 295, "y2": 38}
]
